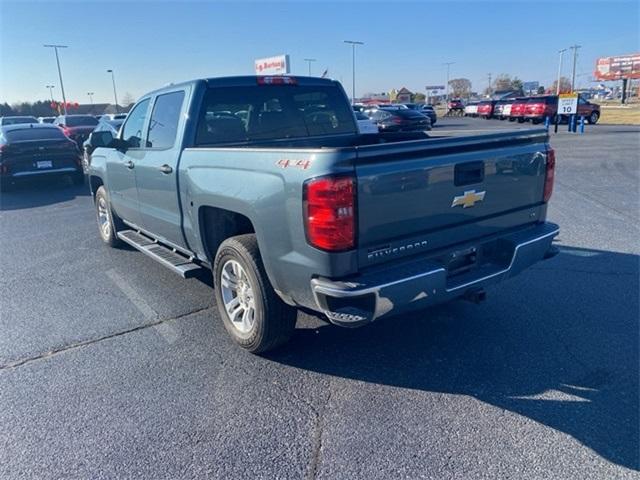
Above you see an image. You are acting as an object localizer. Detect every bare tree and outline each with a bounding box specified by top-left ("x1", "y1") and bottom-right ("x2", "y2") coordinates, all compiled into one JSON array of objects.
[
  {"x1": 121, "y1": 92, "x2": 135, "y2": 107},
  {"x1": 550, "y1": 77, "x2": 572, "y2": 94},
  {"x1": 448, "y1": 78, "x2": 472, "y2": 98}
]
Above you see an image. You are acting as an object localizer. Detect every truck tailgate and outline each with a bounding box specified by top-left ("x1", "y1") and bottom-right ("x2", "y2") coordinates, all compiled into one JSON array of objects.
[{"x1": 355, "y1": 130, "x2": 551, "y2": 267}]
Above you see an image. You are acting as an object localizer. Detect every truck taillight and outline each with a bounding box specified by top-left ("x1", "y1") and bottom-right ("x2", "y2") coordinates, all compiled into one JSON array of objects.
[
  {"x1": 257, "y1": 76, "x2": 297, "y2": 85},
  {"x1": 303, "y1": 175, "x2": 355, "y2": 251},
  {"x1": 544, "y1": 147, "x2": 555, "y2": 202}
]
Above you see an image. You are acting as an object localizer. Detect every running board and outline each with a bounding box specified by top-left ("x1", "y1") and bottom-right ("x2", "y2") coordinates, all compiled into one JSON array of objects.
[{"x1": 117, "y1": 230, "x2": 203, "y2": 278}]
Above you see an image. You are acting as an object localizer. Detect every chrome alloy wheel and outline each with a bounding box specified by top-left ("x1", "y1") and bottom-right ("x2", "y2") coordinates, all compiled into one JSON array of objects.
[
  {"x1": 220, "y1": 259, "x2": 256, "y2": 334},
  {"x1": 97, "y1": 196, "x2": 111, "y2": 238}
]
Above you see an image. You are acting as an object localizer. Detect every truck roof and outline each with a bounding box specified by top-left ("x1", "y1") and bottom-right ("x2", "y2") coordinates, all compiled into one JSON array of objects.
[{"x1": 144, "y1": 75, "x2": 338, "y2": 97}]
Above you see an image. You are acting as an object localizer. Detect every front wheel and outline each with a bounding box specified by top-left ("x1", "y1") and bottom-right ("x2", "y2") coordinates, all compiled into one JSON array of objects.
[
  {"x1": 214, "y1": 234, "x2": 296, "y2": 353},
  {"x1": 94, "y1": 186, "x2": 123, "y2": 247},
  {"x1": 588, "y1": 111, "x2": 599, "y2": 124}
]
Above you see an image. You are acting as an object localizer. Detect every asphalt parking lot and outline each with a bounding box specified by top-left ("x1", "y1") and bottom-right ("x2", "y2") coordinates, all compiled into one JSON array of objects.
[{"x1": 1, "y1": 117, "x2": 638, "y2": 479}]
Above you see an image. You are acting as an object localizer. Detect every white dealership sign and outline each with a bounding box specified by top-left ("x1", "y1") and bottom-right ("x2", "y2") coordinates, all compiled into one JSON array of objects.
[
  {"x1": 255, "y1": 54, "x2": 290, "y2": 75},
  {"x1": 558, "y1": 93, "x2": 578, "y2": 115}
]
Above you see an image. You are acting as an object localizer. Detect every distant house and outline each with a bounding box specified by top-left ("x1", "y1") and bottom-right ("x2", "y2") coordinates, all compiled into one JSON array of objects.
[{"x1": 395, "y1": 87, "x2": 413, "y2": 103}]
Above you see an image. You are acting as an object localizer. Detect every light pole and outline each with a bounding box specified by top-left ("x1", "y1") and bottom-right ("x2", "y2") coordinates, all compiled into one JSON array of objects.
[
  {"x1": 46, "y1": 85, "x2": 55, "y2": 102},
  {"x1": 569, "y1": 44, "x2": 581, "y2": 92},
  {"x1": 556, "y1": 48, "x2": 567, "y2": 94},
  {"x1": 304, "y1": 58, "x2": 316, "y2": 76},
  {"x1": 44, "y1": 44, "x2": 68, "y2": 115},
  {"x1": 87, "y1": 92, "x2": 94, "y2": 105},
  {"x1": 344, "y1": 40, "x2": 364, "y2": 104},
  {"x1": 487, "y1": 73, "x2": 492, "y2": 97},
  {"x1": 107, "y1": 69, "x2": 119, "y2": 113},
  {"x1": 443, "y1": 62, "x2": 454, "y2": 102}
]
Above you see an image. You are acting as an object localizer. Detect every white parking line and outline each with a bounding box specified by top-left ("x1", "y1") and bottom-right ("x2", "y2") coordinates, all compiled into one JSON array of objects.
[{"x1": 105, "y1": 268, "x2": 178, "y2": 344}]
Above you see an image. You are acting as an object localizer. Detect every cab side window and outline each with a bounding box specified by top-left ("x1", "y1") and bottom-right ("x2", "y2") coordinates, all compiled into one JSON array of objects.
[
  {"x1": 146, "y1": 91, "x2": 185, "y2": 149},
  {"x1": 121, "y1": 99, "x2": 150, "y2": 148}
]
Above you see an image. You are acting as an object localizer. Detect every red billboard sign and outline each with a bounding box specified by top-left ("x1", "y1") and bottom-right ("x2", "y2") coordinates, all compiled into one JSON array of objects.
[{"x1": 594, "y1": 53, "x2": 640, "y2": 81}]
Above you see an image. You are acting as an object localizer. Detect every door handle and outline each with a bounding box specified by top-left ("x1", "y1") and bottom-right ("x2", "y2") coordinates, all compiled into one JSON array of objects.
[
  {"x1": 124, "y1": 160, "x2": 135, "y2": 169},
  {"x1": 159, "y1": 164, "x2": 173, "y2": 174}
]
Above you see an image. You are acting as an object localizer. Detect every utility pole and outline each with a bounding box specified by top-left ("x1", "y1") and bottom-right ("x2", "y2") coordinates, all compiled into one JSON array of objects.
[
  {"x1": 44, "y1": 45, "x2": 68, "y2": 115},
  {"x1": 303, "y1": 58, "x2": 316, "y2": 76},
  {"x1": 569, "y1": 44, "x2": 581, "y2": 92},
  {"x1": 556, "y1": 48, "x2": 567, "y2": 94},
  {"x1": 107, "y1": 69, "x2": 119, "y2": 113},
  {"x1": 46, "y1": 85, "x2": 55, "y2": 102},
  {"x1": 344, "y1": 40, "x2": 364, "y2": 104},
  {"x1": 487, "y1": 73, "x2": 492, "y2": 96},
  {"x1": 443, "y1": 62, "x2": 455, "y2": 102}
]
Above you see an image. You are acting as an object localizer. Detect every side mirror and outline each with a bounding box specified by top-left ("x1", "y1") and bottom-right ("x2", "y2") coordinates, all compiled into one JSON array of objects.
[{"x1": 92, "y1": 130, "x2": 114, "y2": 148}]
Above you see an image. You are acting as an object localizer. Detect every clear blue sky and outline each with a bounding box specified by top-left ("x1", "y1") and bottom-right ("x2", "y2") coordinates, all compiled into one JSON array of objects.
[{"x1": 1, "y1": 0, "x2": 638, "y2": 104}]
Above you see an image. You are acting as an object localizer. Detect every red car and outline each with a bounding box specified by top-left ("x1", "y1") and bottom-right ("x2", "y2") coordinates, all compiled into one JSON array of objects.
[
  {"x1": 477, "y1": 100, "x2": 496, "y2": 119},
  {"x1": 524, "y1": 96, "x2": 558, "y2": 124},
  {"x1": 508, "y1": 98, "x2": 528, "y2": 123}
]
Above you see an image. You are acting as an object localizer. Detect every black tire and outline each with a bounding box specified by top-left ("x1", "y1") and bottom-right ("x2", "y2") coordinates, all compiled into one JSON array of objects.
[
  {"x1": 94, "y1": 186, "x2": 123, "y2": 247},
  {"x1": 214, "y1": 234, "x2": 296, "y2": 353},
  {"x1": 588, "y1": 111, "x2": 599, "y2": 124}
]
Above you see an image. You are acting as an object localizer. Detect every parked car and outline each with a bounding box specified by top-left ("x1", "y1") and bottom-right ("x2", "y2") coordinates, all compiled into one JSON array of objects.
[
  {"x1": 524, "y1": 96, "x2": 558, "y2": 124},
  {"x1": 418, "y1": 104, "x2": 437, "y2": 125},
  {"x1": 577, "y1": 96, "x2": 601, "y2": 124},
  {"x1": 100, "y1": 113, "x2": 128, "y2": 121},
  {"x1": 53, "y1": 114, "x2": 99, "y2": 147},
  {"x1": 354, "y1": 110, "x2": 378, "y2": 134},
  {"x1": 0, "y1": 123, "x2": 83, "y2": 189},
  {"x1": 87, "y1": 75, "x2": 558, "y2": 353},
  {"x1": 38, "y1": 116, "x2": 56, "y2": 124},
  {"x1": 477, "y1": 100, "x2": 496, "y2": 119},
  {"x1": 370, "y1": 107, "x2": 431, "y2": 131},
  {"x1": 508, "y1": 98, "x2": 529, "y2": 122},
  {"x1": 493, "y1": 100, "x2": 512, "y2": 120},
  {"x1": 464, "y1": 102, "x2": 479, "y2": 117},
  {"x1": 447, "y1": 99, "x2": 465, "y2": 115},
  {"x1": 0, "y1": 116, "x2": 39, "y2": 126},
  {"x1": 82, "y1": 118, "x2": 125, "y2": 173}
]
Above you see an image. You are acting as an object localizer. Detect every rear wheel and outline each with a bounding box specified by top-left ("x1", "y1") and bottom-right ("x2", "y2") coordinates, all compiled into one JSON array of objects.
[
  {"x1": 588, "y1": 111, "x2": 599, "y2": 124},
  {"x1": 94, "y1": 186, "x2": 123, "y2": 247},
  {"x1": 214, "y1": 234, "x2": 296, "y2": 353}
]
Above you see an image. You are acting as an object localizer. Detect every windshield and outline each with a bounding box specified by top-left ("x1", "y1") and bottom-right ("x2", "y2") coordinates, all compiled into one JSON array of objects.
[
  {"x1": 65, "y1": 116, "x2": 99, "y2": 127},
  {"x1": 196, "y1": 84, "x2": 357, "y2": 145}
]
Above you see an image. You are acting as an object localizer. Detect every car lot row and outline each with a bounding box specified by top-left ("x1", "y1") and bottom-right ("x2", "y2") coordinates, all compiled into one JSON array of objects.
[{"x1": 461, "y1": 95, "x2": 601, "y2": 124}]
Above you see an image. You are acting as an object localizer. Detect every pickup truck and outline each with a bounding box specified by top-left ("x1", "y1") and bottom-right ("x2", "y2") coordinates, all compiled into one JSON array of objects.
[{"x1": 88, "y1": 76, "x2": 559, "y2": 353}]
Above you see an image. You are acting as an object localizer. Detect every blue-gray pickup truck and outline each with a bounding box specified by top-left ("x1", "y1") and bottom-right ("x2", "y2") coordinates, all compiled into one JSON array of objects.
[{"x1": 87, "y1": 76, "x2": 559, "y2": 353}]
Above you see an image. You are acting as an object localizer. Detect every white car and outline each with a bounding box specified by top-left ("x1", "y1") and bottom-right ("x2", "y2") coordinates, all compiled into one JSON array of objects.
[
  {"x1": 464, "y1": 103, "x2": 479, "y2": 117},
  {"x1": 355, "y1": 111, "x2": 378, "y2": 134}
]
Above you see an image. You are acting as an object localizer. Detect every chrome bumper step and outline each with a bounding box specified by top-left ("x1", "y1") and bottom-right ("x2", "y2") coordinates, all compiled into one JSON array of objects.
[{"x1": 117, "y1": 230, "x2": 202, "y2": 278}]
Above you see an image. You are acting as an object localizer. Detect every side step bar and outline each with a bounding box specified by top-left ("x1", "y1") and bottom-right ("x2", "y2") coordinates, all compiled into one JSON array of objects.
[{"x1": 117, "y1": 230, "x2": 203, "y2": 278}]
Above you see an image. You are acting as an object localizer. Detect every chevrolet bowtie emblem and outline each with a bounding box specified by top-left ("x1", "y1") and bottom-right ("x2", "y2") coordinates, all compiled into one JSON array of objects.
[{"x1": 451, "y1": 190, "x2": 486, "y2": 208}]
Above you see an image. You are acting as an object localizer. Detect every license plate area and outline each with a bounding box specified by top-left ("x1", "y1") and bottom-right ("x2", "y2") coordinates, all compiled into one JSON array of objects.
[
  {"x1": 443, "y1": 238, "x2": 514, "y2": 280},
  {"x1": 36, "y1": 160, "x2": 53, "y2": 169}
]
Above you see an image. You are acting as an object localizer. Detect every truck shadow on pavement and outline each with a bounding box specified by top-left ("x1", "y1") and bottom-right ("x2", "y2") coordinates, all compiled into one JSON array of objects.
[
  {"x1": 0, "y1": 177, "x2": 91, "y2": 211},
  {"x1": 270, "y1": 245, "x2": 639, "y2": 471}
]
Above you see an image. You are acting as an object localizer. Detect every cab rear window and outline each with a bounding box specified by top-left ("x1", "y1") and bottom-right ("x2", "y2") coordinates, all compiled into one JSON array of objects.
[
  {"x1": 4, "y1": 128, "x2": 66, "y2": 142},
  {"x1": 196, "y1": 85, "x2": 357, "y2": 145}
]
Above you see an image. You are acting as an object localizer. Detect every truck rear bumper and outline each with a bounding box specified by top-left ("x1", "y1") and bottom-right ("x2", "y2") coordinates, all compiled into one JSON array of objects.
[{"x1": 311, "y1": 222, "x2": 559, "y2": 327}]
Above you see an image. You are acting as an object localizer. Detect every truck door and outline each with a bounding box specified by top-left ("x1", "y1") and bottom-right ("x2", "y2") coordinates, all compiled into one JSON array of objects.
[
  {"x1": 106, "y1": 98, "x2": 150, "y2": 225},
  {"x1": 133, "y1": 89, "x2": 188, "y2": 249}
]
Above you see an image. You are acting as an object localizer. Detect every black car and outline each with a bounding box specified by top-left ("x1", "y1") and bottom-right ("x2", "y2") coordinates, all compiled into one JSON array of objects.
[
  {"x1": 82, "y1": 118, "x2": 124, "y2": 173},
  {"x1": 0, "y1": 123, "x2": 83, "y2": 189},
  {"x1": 53, "y1": 114, "x2": 99, "y2": 147},
  {"x1": 369, "y1": 108, "x2": 431, "y2": 132},
  {"x1": 418, "y1": 104, "x2": 437, "y2": 125}
]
